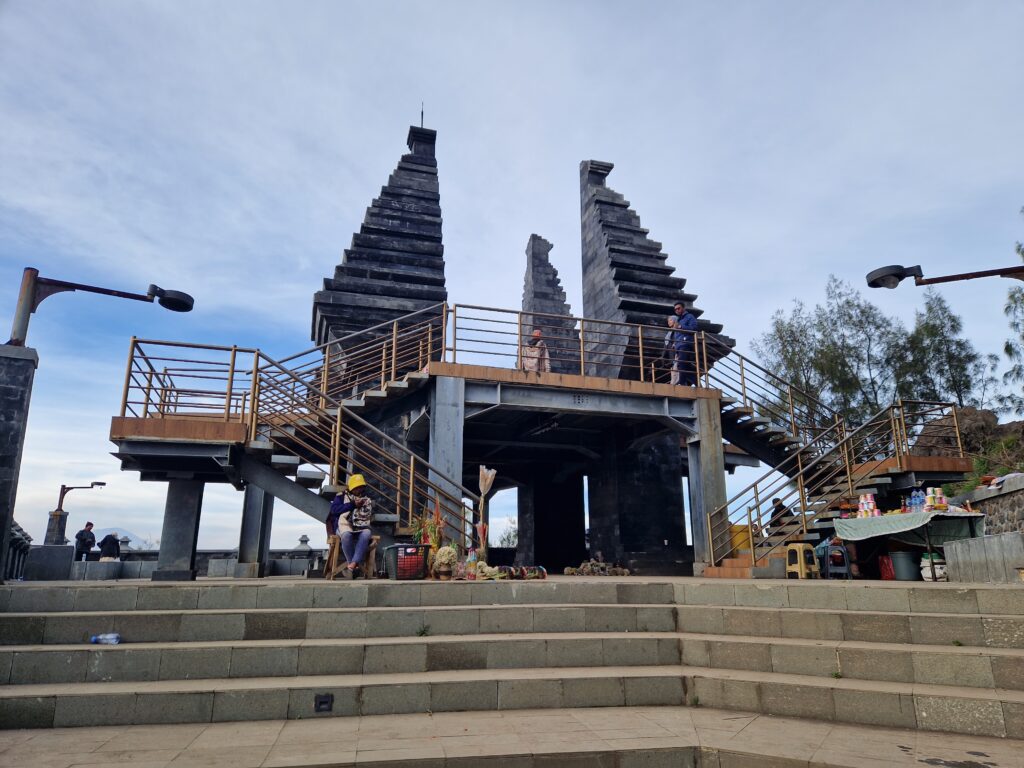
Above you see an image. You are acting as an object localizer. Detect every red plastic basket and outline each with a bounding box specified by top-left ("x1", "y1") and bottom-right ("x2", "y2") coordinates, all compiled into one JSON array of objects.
[{"x1": 384, "y1": 544, "x2": 431, "y2": 580}]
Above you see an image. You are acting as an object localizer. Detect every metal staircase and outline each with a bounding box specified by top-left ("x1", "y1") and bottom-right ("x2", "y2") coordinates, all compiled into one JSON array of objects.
[{"x1": 116, "y1": 302, "x2": 967, "y2": 567}]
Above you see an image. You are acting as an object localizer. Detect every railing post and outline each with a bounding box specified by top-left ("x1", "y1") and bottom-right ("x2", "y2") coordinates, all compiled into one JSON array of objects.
[
  {"x1": 142, "y1": 371, "x2": 153, "y2": 418},
  {"x1": 407, "y1": 455, "x2": 416, "y2": 529},
  {"x1": 795, "y1": 451, "x2": 809, "y2": 536},
  {"x1": 752, "y1": 484, "x2": 762, "y2": 557},
  {"x1": 320, "y1": 345, "x2": 331, "y2": 411},
  {"x1": 450, "y1": 305, "x2": 458, "y2": 363},
  {"x1": 706, "y1": 507, "x2": 715, "y2": 565},
  {"x1": 224, "y1": 345, "x2": 237, "y2": 422},
  {"x1": 739, "y1": 358, "x2": 748, "y2": 408},
  {"x1": 746, "y1": 506, "x2": 755, "y2": 567},
  {"x1": 119, "y1": 337, "x2": 136, "y2": 418},
  {"x1": 248, "y1": 353, "x2": 261, "y2": 441},
  {"x1": 330, "y1": 407, "x2": 343, "y2": 486},
  {"x1": 380, "y1": 342, "x2": 387, "y2": 386},
  {"x1": 391, "y1": 320, "x2": 399, "y2": 382},
  {"x1": 694, "y1": 331, "x2": 702, "y2": 386},
  {"x1": 951, "y1": 405, "x2": 964, "y2": 457},
  {"x1": 637, "y1": 324, "x2": 645, "y2": 382},
  {"x1": 516, "y1": 311, "x2": 523, "y2": 371},
  {"x1": 839, "y1": 416, "x2": 854, "y2": 497},
  {"x1": 427, "y1": 323, "x2": 434, "y2": 367},
  {"x1": 787, "y1": 388, "x2": 799, "y2": 439},
  {"x1": 440, "y1": 304, "x2": 448, "y2": 362},
  {"x1": 579, "y1": 320, "x2": 586, "y2": 376}
]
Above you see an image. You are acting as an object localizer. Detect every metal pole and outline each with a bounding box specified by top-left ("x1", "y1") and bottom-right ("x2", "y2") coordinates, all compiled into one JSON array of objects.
[
  {"x1": 579, "y1": 320, "x2": 586, "y2": 376},
  {"x1": 637, "y1": 324, "x2": 645, "y2": 382},
  {"x1": 119, "y1": 337, "x2": 137, "y2": 418},
  {"x1": 224, "y1": 346, "x2": 237, "y2": 422},
  {"x1": 8, "y1": 268, "x2": 38, "y2": 347},
  {"x1": 390, "y1": 321, "x2": 398, "y2": 382}
]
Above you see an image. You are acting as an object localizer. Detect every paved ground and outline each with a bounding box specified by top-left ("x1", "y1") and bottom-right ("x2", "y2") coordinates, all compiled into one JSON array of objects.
[{"x1": 1, "y1": 705, "x2": 1022, "y2": 768}]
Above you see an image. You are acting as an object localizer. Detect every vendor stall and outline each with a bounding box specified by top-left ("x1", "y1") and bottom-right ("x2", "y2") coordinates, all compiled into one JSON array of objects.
[{"x1": 833, "y1": 506, "x2": 984, "y2": 581}]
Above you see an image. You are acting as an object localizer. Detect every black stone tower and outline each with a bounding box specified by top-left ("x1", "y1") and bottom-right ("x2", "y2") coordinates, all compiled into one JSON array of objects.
[
  {"x1": 579, "y1": 160, "x2": 722, "y2": 574},
  {"x1": 580, "y1": 160, "x2": 726, "y2": 380},
  {"x1": 520, "y1": 234, "x2": 579, "y2": 375},
  {"x1": 312, "y1": 127, "x2": 447, "y2": 345}
]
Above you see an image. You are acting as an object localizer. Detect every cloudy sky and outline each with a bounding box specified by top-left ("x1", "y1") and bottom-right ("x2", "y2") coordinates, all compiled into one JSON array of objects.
[{"x1": 2, "y1": 0, "x2": 1022, "y2": 551}]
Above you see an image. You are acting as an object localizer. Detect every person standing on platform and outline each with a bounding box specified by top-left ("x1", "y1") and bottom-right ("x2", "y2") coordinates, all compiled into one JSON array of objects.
[
  {"x1": 521, "y1": 328, "x2": 551, "y2": 373},
  {"x1": 74, "y1": 522, "x2": 95, "y2": 562},
  {"x1": 663, "y1": 316, "x2": 683, "y2": 385},
  {"x1": 673, "y1": 302, "x2": 698, "y2": 386}
]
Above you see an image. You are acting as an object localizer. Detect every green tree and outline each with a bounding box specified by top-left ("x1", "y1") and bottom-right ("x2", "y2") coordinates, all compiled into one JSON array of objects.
[
  {"x1": 902, "y1": 290, "x2": 980, "y2": 407},
  {"x1": 754, "y1": 277, "x2": 989, "y2": 426},
  {"x1": 999, "y1": 214, "x2": 1024, "y2": 415}
]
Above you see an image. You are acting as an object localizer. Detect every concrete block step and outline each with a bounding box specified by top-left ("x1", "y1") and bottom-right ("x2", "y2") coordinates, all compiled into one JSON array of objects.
[
  {"x1": 4, "y1": 663, "x2": 1023, "y2": 736},
  {"x1": 675, "y1": 631, "x2": 1024, "y2": 690},
  {"x1": 680, "y1": 664, "x2": 1024, "y2": 739},
  {"x1": 5, "y1": 706, "x2": 1023, "y2": 767},
  {"x1": 0, "y1": 580, "x2": 683, "y2": 615},
  {"x1": 0, "y1": 632, "x2": 684, "y2": 686},
  {"x1": 675, "y1": 603, "x2": 1024, "y2": 648},
  {"x1": 0, "y1": 603, "x2": 679, "y2": 645},
  {"x1": 0, "y1": 665, "x2": 689, "y2": 729},
  {"x1": 5, "y1": 577, "x2": 1024, "y2": 617}
]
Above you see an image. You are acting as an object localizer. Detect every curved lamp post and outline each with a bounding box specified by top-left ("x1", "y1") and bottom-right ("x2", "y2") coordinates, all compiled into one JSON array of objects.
[
  {"x1": 8, "y1": 267, "x2": 194, "y2": 346},
  {"x1": 44, "y1": 481, "x2": 107, "y2": 546},
  {"x1": 1, "y1": 267, "x2": 194, "y2": 583},
  {"x1": 866, "y1": 264, "x2": 1024, "y2": 290}
]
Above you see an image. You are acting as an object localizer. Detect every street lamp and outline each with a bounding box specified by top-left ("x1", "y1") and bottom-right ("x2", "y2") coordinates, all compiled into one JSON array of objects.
[
  {"x1": 44, "y1": 481, "x2": 107, "y2": 546},
  {"x1": 8, "y1": 267, "x2": 194, "y2": 346},
  {"x1": 866, "y1": 264, "x2": 1024, "y2": 290},
  {"x1": 1, "y1": 267, "x2": 194, "y2": 583}
]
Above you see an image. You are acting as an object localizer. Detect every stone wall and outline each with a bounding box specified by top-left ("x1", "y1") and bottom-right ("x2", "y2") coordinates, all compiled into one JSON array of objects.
[{"x1": 954, "y1": 475, "x2": 1024, "y2": 536}]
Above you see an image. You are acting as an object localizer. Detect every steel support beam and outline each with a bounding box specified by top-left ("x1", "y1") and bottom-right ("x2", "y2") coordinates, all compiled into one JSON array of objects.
[{"x1": 687, "y1": 397, "x2": 728, "y2": 569}]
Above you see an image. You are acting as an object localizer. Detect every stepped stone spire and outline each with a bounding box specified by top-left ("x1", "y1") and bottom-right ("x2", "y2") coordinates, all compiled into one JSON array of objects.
[
  {"x1": 521, "y1": 234, "x2": 579, "y2": 374},
  {"x1": 312, "y1": 126, "x2": 447, "y2": 344},
  {"x1": 580, "y1": 160, "x2": 729, "y2": 378}
]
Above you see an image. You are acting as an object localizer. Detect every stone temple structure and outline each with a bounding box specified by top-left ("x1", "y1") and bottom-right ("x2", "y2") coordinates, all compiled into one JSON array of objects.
[
  {"x1": 312, "y1": 126, "x2": 447, "y2": 346},
  {"x1": 520, "y1": 234, "x2": 579, "y2": 375}
]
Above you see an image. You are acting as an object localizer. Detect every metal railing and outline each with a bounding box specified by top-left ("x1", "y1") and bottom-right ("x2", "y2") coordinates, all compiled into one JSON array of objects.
[
  {"x1": 708, "y1": 400, "x2": 965, "y2": 566},
  {"x1": 119, "y1": 336, "x2": 478, "y2": 549}
]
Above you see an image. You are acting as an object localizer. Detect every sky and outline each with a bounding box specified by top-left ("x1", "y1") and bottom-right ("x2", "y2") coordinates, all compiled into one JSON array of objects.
[{"x1": 1, "y1": 0, "x2": 1022, "y2": 551}]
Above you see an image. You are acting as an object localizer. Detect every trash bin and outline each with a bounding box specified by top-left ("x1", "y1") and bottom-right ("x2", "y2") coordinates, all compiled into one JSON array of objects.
[
  {"x1": 890, "y1": 551, "x2": 921, "y2": 581},
  {"x1": 384, "y1": 544, "x2": 431, "y2": 580}
]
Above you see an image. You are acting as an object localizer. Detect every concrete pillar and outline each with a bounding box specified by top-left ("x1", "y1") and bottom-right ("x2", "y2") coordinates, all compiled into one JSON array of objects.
[
  {"x1": 235, "y1": 484, "x2": 274, "y2": 578},
  {"x1": 686, "y1": 398, "x2": 727, "y2": 570},
  {"x1": 0, "y1": 345, "x2": 39, "y2": 585},
  {"x1": 587, "y1": 431, "x2": 689, "y2": 574},
  {"x1": 152, "y1": 479, "x2": 205, "y2": 581},
  {"x1": 517, "y1": 470, "x2": 586, "y2": 572},
  {"x1": 428, "y1": 376, "x2": 465, "y2": 510}
]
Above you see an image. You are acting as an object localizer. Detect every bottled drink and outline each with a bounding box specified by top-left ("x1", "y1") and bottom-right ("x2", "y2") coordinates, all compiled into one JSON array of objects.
[{"x1": 90, "y1": 633, "x2": 121, "y2": 645}]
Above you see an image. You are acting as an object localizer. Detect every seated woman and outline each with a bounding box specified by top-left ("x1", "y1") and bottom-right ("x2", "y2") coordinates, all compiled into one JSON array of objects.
[{"x1": 326, "y1": 474, "x2": 374, "y2": 579}]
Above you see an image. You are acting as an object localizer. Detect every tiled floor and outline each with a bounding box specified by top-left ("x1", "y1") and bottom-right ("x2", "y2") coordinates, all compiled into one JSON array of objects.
[{"x1": 1, "y1": 706, "x2": 1022, "y2": 768}]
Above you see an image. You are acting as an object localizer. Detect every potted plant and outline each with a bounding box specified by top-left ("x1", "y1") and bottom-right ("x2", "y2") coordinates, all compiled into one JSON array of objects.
[{"x1": 434, "y1": 545, "x2": 458, "y2": 581}]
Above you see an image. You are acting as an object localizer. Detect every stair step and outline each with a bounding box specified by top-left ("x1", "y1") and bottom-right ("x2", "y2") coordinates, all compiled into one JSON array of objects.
[
  {"x1": 270, "y1": 455, "x2": 301, "y2": 472},
  {"x1": 295, "y1": 467, "x2": 326, "y2": 489},
  {"x1": 3, "y1": 662, "x2": 1022, "y2": 736},
  {"x1": 0, "y1": 631, "x2": 684, "y2": 685},
  {"x1": 0, "y1": 665, "x2": 688, "y2": 728}
]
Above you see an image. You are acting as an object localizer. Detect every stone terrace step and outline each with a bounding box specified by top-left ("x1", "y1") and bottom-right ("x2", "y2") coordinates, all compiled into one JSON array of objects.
[
  {"x1": 684, "y1": 665, "x2": 1024, "y2": 739},
  {"x1": 676, "y1": 632, "x2": 1024, "y2": 690},
  {"x1": 0, "y1": 604, "x2": 677, "y2": 645},
  {"x1": 0, "y1": 665, "x2": 687, "y2": 729},
  {"x1": 5, "y1": 578, "x2": 1024, "y2": 615},
  {"x1": 676, "y1": 603, "x2": 1024, "y2": 648},
  {"x1": 0, "y1": 632, "x2": 683, "y2": 685},
  {"x1": 4, "y1": 663, "x2": 1023, "y2": 738},
  {"x1": 6, "y1": 706, "x2": 1023, "y2": 768}
]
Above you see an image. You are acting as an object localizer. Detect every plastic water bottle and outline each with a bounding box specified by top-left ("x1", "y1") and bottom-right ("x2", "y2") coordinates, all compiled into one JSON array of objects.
[{"x1": 90, "y1": 633, "x2": 121, "y2": 645}]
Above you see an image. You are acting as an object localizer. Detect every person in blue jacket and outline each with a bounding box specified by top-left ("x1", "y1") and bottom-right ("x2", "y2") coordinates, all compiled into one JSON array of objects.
[
  {"x1": 325, "y1": 474, "x2": 374, "y2": 579},
  {"x1": 672, "y1": 302, "x2": 699, "y2": 386}
]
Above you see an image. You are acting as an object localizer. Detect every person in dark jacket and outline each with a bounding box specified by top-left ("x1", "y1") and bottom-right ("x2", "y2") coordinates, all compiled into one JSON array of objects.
[
  {"x1": 672, "y1": 302, "x2": 699, "y2": 386},
  {"x1": 98, "y1": 532, "x2": 121, "y2": 561},
  {"x1": 74, "y1": 522, "x2": 95, "y2": 561}
]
